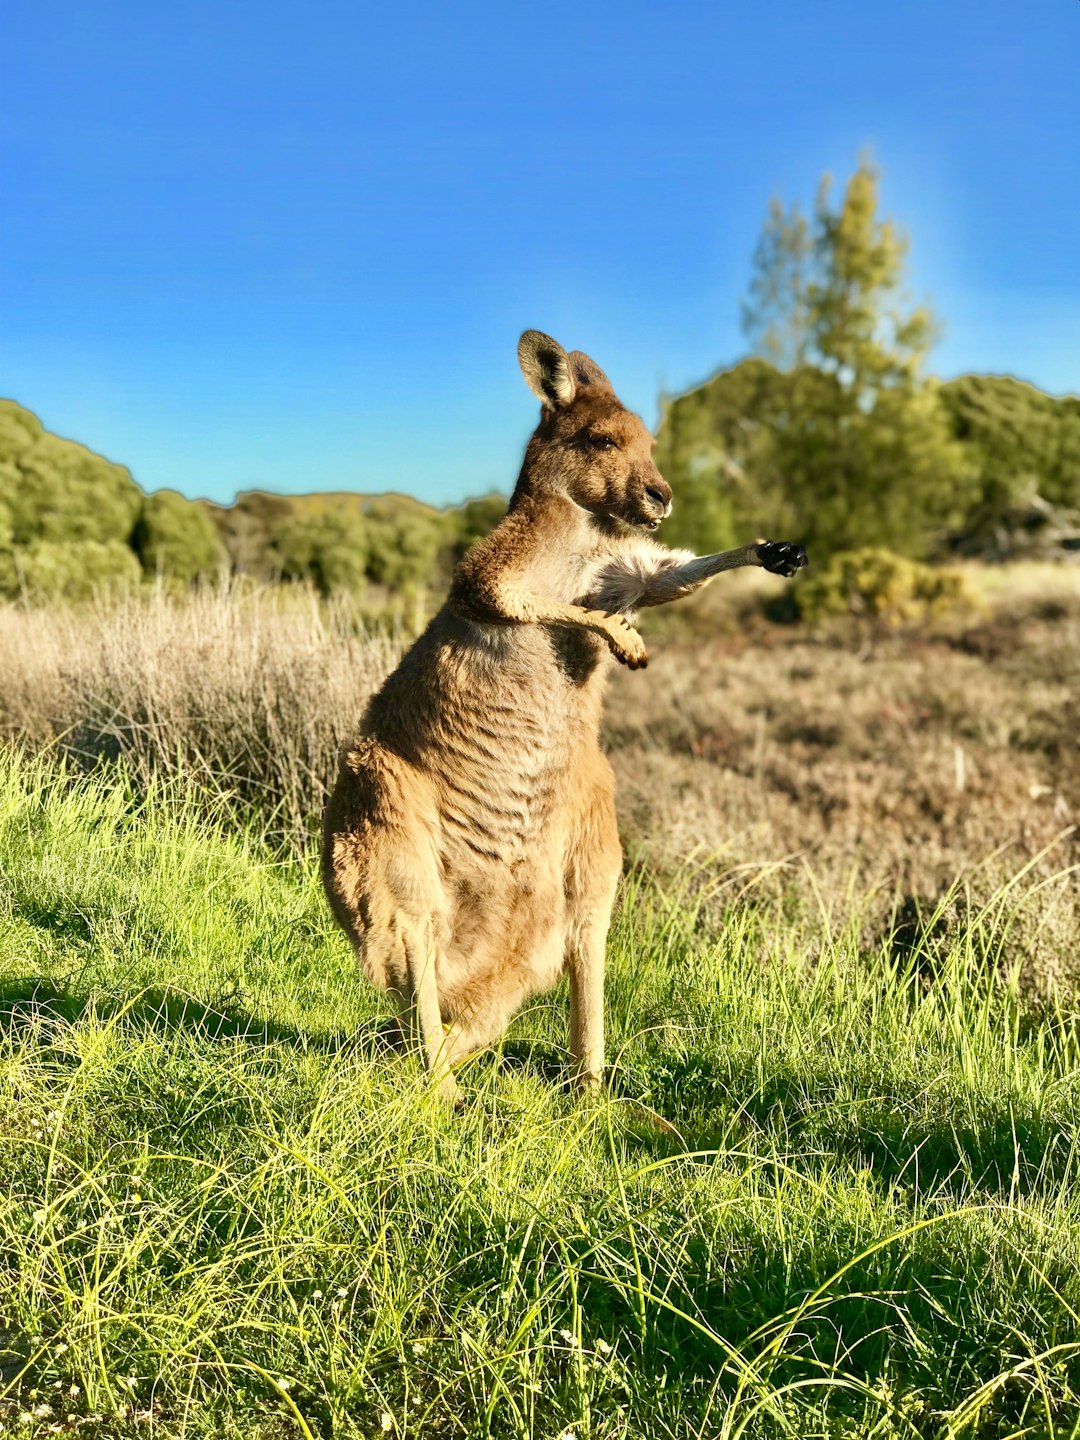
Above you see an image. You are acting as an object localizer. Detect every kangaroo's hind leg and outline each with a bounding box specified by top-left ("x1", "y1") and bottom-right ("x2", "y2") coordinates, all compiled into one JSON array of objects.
[
  {"x1": 564, "y1": 770, "x2": 622, "y2": 1089},
  {"x1": 323, "y1": 744, "x2": 460, "y2": 1102},
  {"x1": 396, "y1": 920, "x2": 462, "y2": 1105}
]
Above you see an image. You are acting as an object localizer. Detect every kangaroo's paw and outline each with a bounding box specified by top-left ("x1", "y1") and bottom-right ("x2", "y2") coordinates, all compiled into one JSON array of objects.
[
  {"x1": 756, "y1": 541, "x2": 808, "y2": 578},
  {"x1": 599, "y1": 614, "x2": 649, "y2": 670}
]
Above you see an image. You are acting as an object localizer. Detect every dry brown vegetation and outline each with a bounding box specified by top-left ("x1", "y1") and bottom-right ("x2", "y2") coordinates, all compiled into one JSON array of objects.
[
  {"x1": 1, "y1": 564, "x2": 1077, "y2": 979},
  {"x1": 0, "y1": 583, "x2": 404, "y2": 850}
]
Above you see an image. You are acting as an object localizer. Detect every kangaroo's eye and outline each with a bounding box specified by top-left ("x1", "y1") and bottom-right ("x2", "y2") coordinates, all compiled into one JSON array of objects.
[{"x1": 586, "y1": 433, "x2": 618, "y2": 451}]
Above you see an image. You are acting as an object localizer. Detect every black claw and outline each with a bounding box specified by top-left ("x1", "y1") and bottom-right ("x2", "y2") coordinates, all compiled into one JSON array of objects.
[{"x1": 756, "y1": 540, "x2": 808, "y2": 578}]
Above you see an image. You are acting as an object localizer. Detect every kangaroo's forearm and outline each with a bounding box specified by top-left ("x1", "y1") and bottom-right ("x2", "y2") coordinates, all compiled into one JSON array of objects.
[
  {"x1": 492, "y1": 584, "x2": 611, "y2": 634},
  {"x1": 635, "y1": 544, "x2": 761, "y2": 607},
  {"x1": 451, "y1": 573, "x2": 608, "y2": 636}
]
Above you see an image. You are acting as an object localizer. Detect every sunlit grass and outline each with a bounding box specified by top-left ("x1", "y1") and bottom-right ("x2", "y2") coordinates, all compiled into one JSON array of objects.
[{"x1": 2, "y1": 749, "x2": 1080, "y2": 1437}]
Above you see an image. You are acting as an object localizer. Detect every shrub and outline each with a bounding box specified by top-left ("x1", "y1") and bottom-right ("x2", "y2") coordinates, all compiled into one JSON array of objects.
[
  {"x1": 0, "y1": 538, "x2": 142, "y2": 602},
  {"x1": 795, "y1": 546, "x2": 972, "y2": 625},
  {"x1": 133, "y1": 490, "x2": 226, "y2": 582},
  {"x1": 364, "y1": 510, "x2": 443, "y2": 590},
  {"x1": 271, "y1": 510, "x2": 370, "y2": 596},
  {"x1": 0, "y1": 399, "x2": 143, "y2": 546}
]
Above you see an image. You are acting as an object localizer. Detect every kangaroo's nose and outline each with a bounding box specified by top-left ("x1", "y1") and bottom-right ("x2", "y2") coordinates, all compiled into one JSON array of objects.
[{"x1": 645, "y1": 482, "x2": 670, "y2": 510}]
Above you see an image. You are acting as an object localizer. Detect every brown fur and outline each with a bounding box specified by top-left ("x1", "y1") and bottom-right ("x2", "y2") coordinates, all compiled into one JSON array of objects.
[{"x1": 321, "y1": 330, "x2": 802, "y2": 1101}]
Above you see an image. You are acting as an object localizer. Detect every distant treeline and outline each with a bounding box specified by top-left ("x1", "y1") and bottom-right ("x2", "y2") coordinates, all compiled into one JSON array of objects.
[
  {"x1": 657, "y1": 157, "x2": 1080, "y2": 567},
  {"x1": 0, "y1": 397, "x2": 504, "y2": 601},
  {"x1": 657, "y1": 365, "x2": 1080, "y2": 563},
  {"x1": 2, "y1": 367, "x2": 1078, "y2": 605}
]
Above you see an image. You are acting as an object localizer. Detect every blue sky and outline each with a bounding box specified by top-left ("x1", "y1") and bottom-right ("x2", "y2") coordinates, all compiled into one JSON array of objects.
[{"x1": 2, "y1": 0, "x2": 1078, "y2": 507}]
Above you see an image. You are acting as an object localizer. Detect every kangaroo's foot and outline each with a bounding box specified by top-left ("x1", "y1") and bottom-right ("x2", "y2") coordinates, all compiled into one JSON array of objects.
[{"x1": 573, "y1": 1065, "x2": 605, "y2": 1095}]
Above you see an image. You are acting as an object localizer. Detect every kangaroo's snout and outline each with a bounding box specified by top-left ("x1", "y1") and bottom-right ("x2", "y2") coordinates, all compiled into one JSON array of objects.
[
  {"x1": 645, "y1": 480, "x2": 671, "y2": 512},
  {"x1": 642, "y1": 475, "x2": 672, "y2": 527}
]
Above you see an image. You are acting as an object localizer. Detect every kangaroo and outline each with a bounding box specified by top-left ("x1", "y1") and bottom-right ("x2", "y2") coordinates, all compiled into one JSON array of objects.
[{"x1": 322, "y1": 330, "x2": 805, "y2": 1102}]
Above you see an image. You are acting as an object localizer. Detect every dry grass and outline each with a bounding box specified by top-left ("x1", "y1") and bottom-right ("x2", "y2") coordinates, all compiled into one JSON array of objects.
[
  {"x1": 0, "y1": 581, "x2": 403, "y2": 850},
  {"x1": 1, "y1": 564, "x2": 1077, "y2": 978},
  {"x1": 609, "y1": 562, "x2": 1080, "y2": 981}
]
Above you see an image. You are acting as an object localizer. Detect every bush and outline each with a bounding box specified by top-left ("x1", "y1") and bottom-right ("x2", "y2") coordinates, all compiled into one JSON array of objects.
[
  {"x1": 271, "y1": 510, "x2": 370, "y2": 596},
  {"x1": 0, "y1": 538, "x2": 142, "y2": 602},
  {"x1": 133, "y1": 490, "x2": 226, "y2": 582},
  {"x1": 0, "y1": 399, "x2": 143, "y2": 547},
  {"x1": 795, "y1": 547, "x2": 972, "y2": 625},
  {"x1": 442, "y1": 493, "x2": 507, "y2": 569},
  {"x1": 364, "y1": 510, "x2": 443, "y2": 590}
]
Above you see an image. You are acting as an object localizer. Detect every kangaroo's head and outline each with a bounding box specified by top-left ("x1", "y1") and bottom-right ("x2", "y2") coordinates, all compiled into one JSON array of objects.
[{"x1": 516, "y1": 330, "x2": 672, "y2": 532}]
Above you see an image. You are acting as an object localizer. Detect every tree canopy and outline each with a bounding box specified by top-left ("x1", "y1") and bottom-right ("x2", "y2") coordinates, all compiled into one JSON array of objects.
[{"x1": 661, "y1": 157, "x2": 979, "y2": 561}]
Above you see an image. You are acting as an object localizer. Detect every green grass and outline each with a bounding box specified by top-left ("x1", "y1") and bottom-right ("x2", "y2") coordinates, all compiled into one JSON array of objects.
[{"x1": 2, "y1": 749, "x2": 1080, "y2": 1438}]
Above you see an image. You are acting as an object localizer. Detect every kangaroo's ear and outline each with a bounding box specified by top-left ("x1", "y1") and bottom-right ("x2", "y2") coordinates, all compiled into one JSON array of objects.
[
  {"x1": 568, "y1": 351, "x2": 614, "y2": 394},
  {"x1": 518, "y1": 330, "x2": 577, "y2": 409}
]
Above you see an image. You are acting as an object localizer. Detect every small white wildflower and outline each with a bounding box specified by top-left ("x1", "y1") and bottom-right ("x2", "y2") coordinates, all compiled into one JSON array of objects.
[
  {"x1": 18, "y1": 1413, "x2": 33, "y2": 1426},
  {"x1": 131, "y1": 1194, "x2": 143, "y2": 1205},
  {"x1": 55, "y1": 1342, "x2": 69, "y2": 1356},
  {"x1": 557, "y1": 1327, "x2": 576, "y2": 1346},
  {"x1": 556, "y1": 1429, "x2": 577, "y2": 1440},
  {"x1": 68, "y1": 1383, "x2": 80, "y2": 1398},
  {"x1": 32, "y1": 1210, "x2": 47, "y2": 1224},
  {"x1": 596, "y1": 1338, "x2": 613, "y2": 1355},
  {"x1": 32, "y1": 1405, "x2": 53, "y2": 1419},
  {"x1": 380, "y1": 1413, "x2": 393, "y2": 1432},
  {"x1": 311, "y1": 1289, "x2": 323, "y2": 1300},
  {"x1": 411, "y1": 1340, "x2": 427, "y2": 1355},
  {"x1": 277, "y1": 1378, "x2": 291, "y2": 1391},
  {"x1": 336, "y1": 1286, "x2": 348, "y2": 1298}
]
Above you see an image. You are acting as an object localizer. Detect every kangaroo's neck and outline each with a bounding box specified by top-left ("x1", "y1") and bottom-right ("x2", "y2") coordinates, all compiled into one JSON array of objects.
[{"x1": 508, "y1": 432, "x2": 565, "y2": 511}]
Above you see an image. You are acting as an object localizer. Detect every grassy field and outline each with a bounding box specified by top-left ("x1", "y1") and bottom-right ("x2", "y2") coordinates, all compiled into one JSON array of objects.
[{"x1": 2, "y1": 568, "x2": 1080, "y2": 1438}]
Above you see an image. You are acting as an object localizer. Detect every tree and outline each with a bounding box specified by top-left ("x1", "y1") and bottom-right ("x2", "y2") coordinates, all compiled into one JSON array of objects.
[
  {"x1": 133, "y1": 490, "x2": 227, "y2": 582},
  {"x1": 0, "y1": 539, "x2": 141, "y2": 601},
  {"x1": 658, "y1": 157, "x2": 975, "y2": 562},
  {"x1": 363, "y1": 509, "x2": 442, "y2": 590},
  {"x1": 938, "y1": 375, "x2": 1080, "y2": 553},
  {"x1": 440, "y1": 493, "x2": 507, "y2": 570},
  {"x1": 0, "y1": 400, "x2": 143, "y2": 548},
  {"x1": 740, "y1": 197, "x2": 813, "y2": 371},
  {"x1": 271, "y1": 510, "x2": 370, "y2": 596},
  {"x1": 743, "y1": 157, "x2": 974, "y2": 557},
  {"x1": 654, "y1": 357, "x2": 788, "y2": 554}
]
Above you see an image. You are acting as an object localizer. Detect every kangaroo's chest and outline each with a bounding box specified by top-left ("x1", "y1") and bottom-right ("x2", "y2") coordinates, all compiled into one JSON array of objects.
[{"x1": 419, "y1": 640, "x2": 605, "y2": 858}]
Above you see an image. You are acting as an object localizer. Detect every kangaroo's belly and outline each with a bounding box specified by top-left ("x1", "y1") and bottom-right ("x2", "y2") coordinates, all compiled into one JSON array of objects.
[{"x1": 359, "y1": 610, "x2": 609, "y2": 990}]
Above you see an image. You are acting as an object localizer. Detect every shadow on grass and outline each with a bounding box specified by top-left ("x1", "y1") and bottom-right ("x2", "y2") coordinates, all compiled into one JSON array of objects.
[
  {"x1": 624, "y1": 1045, "x2": 1078, "y2": 1201},
  {"x1": 0, "y1": 976, "x2": 397, "y2": 1058},
  {"x1": 434, "y1": 1178, "x2": 1079, "y2": 1433},
  {"x1": 6, "y1": 968, "x2": 1076, "y2": 1203}
]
